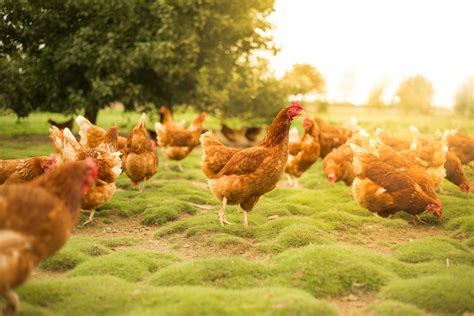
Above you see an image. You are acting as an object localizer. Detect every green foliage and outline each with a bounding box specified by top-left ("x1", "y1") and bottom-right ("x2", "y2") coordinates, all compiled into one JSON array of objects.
[
  {"x1": 366, "y1": 85, "x2": 386, "y2": 108},
  {"x1": 282, "y1": 63, "x2": 326, "y2": 96},
  {"x1": 380, "y1": 267, "x2": 474, "y2": 314},
  {"x1": 454, "y1": 76, "x2": 474, "y2": 117},
  {"x1": 396, "y1": 75, "x2": 434, "y2": 113},
  {"x1": 1, "y1": 0, "x2": 277, "y2": 121}
]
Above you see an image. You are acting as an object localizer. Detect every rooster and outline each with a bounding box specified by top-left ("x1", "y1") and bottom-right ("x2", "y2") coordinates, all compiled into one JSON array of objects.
[
  {"x1": 76, "y1": 116, "x2": 127, "y2": 152},
  {"x1": 49, "y1": 127, "x2": 122, "y2": 224},
  {"x1": 0, "y1": 159, "x2": 98, "y2": 316},
  {"x1": 155, "y1": 111, "x2": 206, "y2": 171},
  {"x1": 350, "y1": 143, "x2": 442, "y2": 221},
  {"x1": 285, "y1": 117, "x2": 320, "y2": 187},
  {"x1": 122, "y1": 113, "x2": 158, "y2": 190},
  {"x1": 200, "y1": 102, "x2": 304, "y2": 226},
  {"x1": 0, "y1": 156, "x2": 56, "y2": 185}
]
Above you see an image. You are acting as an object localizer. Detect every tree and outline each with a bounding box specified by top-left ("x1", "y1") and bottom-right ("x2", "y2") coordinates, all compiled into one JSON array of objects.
[
  {"x1": 396, "y1": 75, "x2": 434, "y2": 113},
  {"x1": 366, "y1": 85, "x2": 385, "y2": 108},
  {"x1": 454, "y1": 76, "x2": 474, "y2": 117},
  {"x1": 0, "y1": 0, "x2": 277, "y2": 122},
  {"x1": 282, "y1": 64, "x2": 325, "y2": 97},
  {"x1": 218, "y1": 58, "x2": 288, "y2": 124}
]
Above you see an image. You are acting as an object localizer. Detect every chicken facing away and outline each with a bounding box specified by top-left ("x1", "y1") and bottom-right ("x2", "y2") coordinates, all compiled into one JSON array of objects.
[
  {"x1": 200, "y1": 101, "x2": 304, "y2": 226},
  {"x1": 444, "y1": 129, "x2": 474, "y2": 165},
  {"x1": 314, "y1": 116, "x2": 356, "y2": 158},
  {"x1": 122, "y1": 113, "x2": 158, "y2": 190},
  {"x1": 350, "y1": 143, "x2": 442, "y2": 221},
  {"x1": 0, "y1": 155, "x2": 56, "y2": 185},
  {"x1": 285, "y1": 117, "x2": 320, "y2": 187},
  {"x1": 49, "y1": 126, "x2": 122, "y2": 224},
  {"x1": 155, "y1": 111, "x2": 206, "y2": 171},
  {"x1": 76, "y1": 116, "x2": 127, "y2": 152},
  {"x1": 0, "y1": 159, "x2": 98, "y2": 316}
]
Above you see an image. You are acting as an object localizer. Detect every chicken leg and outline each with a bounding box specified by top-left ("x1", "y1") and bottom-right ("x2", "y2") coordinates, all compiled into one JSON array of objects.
[
  {"x1": 82, "y1": 209, "x2": 95, "y2": 226},
  {"x1": 177, "y1": 161, "x2": 184, "y2": 172},
  {"x1": 243, "y1": 210, "x2": 249, "y2": 227},
  {"x1": 286, "y1": 174, "x2": 293, "y2": 187},
  {"x1": 2, "y1": 289, "x2": 19, "y2": 316},
  {"x1": 219, "y1": 197, "x2": 232, "y2": 226}
]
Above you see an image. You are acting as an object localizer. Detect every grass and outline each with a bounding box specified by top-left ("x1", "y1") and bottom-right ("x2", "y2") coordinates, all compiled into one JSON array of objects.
[{"x1": 1, "y1": 107, "x2": 473, "y2": 315}]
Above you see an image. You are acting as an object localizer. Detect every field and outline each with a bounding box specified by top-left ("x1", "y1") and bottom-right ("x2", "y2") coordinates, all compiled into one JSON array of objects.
[{"x1": 1, "y1": 107, "x2": 473, "y2": 316}]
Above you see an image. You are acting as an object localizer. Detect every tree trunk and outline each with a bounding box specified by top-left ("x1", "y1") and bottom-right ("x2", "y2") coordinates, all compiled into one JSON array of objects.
[{"x1": 84, "y1": 106, "x2": 99, "y2": 124}]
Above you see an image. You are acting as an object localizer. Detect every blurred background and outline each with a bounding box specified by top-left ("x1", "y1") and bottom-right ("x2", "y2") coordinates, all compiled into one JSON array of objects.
[{"x1": 1, "y1": 0, "x2": 473, "y2": 129}]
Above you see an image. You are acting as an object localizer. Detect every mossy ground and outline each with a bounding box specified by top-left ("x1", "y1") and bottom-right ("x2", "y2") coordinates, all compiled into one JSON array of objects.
[{"x1": 1, "y1": 108, "x2": 473, "y2": 315}]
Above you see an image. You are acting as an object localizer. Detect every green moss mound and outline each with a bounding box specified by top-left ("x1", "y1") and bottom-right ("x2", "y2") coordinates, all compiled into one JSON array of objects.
[
  {"x1": 39, "y1": 237, "x2": 110, "y2": 272},
  {"x1": 380, "y1": 267, "x2": 474, "y2": 314},
  {"x1": 149, "y1": 257, "x2": 267, "y2": 289},
  {"x1": 69, "y1": 250, "x2": 179, "y2": 282},
  {"x1": 393, "y1": 237, "x2": 474, "y2": 265},
  {"x1": 258, "y1": 224, "x2": 334, "y2": 253},
  {"x1": 19, "y1": 276, "x2": 337, "y2": 316},
  {"x1": 369, "y1": 300, "x2": 427, "y2": 316},
  {"x1": 270, "y1": 245, "x2": 400, "y2": 297},
  {"x1": 206, "y1": 233, "x2": 251, "y2": 250}
]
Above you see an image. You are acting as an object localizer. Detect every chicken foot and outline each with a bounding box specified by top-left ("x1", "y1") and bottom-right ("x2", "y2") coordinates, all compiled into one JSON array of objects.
[
  {"x1": 219, "y1": 197, "x2": 233, "y2": 226},
  {"x1": 82, "y1": 209, "x2": 96, "y2": 226},
  {"x1": 2, "y1": 289, "x2": 19, "y2": 316}
]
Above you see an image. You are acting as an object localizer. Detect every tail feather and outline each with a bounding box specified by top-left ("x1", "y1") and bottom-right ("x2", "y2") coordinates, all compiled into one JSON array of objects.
[
  {"x1": 200, "y1": 130, "x2": 224, "y2": 149},
  {"x1": 75, "y1": 115, "x2": 93, "y2": 145},
  {"x1": 138, "y1": 113, "x2": 146, "y2": 128}
]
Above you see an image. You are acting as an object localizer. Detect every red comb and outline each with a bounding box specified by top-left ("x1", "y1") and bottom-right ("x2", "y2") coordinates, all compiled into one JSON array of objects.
[{"x1": 291, "y1": 101, "x2": 302, "y2": 109}]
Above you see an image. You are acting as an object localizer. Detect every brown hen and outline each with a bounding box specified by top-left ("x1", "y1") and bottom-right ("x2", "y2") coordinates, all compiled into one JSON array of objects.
[{"x1": 200, "y1": 102, "x2": 304, "y2": 226}]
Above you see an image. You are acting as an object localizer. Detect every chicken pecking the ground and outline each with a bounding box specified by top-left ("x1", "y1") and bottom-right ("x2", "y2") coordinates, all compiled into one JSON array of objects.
[
  {"x1": 200, "y1": 102, "x2": 304, "y2": 226},
  {"x1": 350, "y1": 143, "x2": 442, "y2": 221},
  {"x1": 49, "y1": 126, "x2": 122, "y2": 225},
  {"x1": 76, "y1": 116, "x2": 127, "y2": 152},
  {"x1": 374, "y1": 128, "x2": 411, "y2": 151},
  {"x1": 155, "y1": 111, "x2": 206, "y2": 171},
  {"x1": 403, "y1": 126, "x2": 447, "y2": 190},
  {"x1": 444, "y1": 129, "x2": 474, "y2": 165},
  {"x1": 375, "y1": 127, "x2": 470, "y2": 193},
  {"x1": 0, "y1": 155, "x2": 56, "y2": 185},
  {"x1": 314, "y1": 116, "x2": 357, "y2": 158},
  {"x1": 322, "y1": 135, "x2": 365, "y2": 186},
  {"x1": 0, "y1": 159, "x2": 98, "y2": 316},
  {"x1": 285, "y1": 117, "x2": 320, "y2": 188},
  {"x1": 122, "y1": 113, "x2": 158, "y2": 190}
]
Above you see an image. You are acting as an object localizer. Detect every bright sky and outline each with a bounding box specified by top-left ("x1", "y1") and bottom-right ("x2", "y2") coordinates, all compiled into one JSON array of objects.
[{"x1": 268, "y1": 0, "x2": 474, "y2": 107}]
